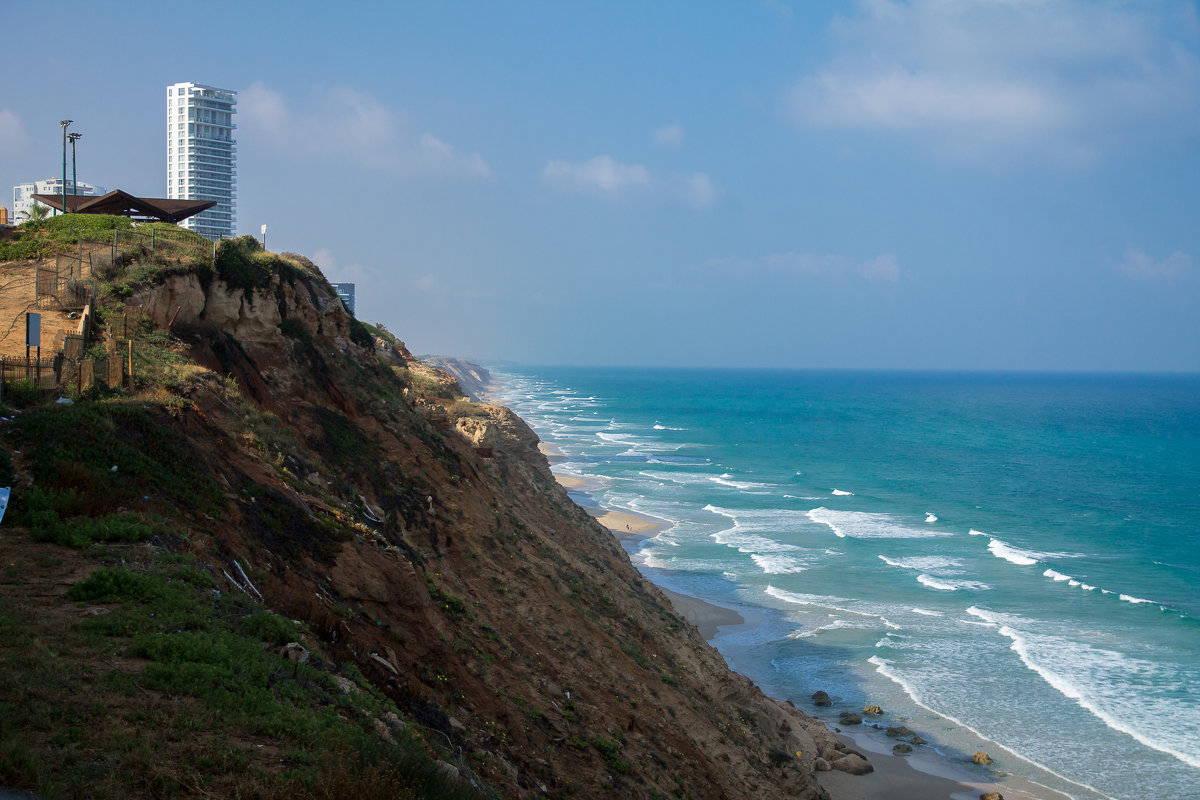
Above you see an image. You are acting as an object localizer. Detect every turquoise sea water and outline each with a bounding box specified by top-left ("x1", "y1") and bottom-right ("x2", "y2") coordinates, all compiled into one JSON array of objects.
[{"x1": 492, "y1": 368, "x2": 1200, "y2": 800}]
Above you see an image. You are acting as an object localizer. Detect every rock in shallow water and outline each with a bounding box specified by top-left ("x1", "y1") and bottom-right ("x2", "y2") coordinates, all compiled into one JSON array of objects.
[
  {"x1": 892, "y1": 743, "x2": 912, "y2": 755},
  {"x1": 972, "y1": 751, "x2": 994, "y2": 765},
  {"x1": 862, "y1": 704, "x2": 883, "y2": 715},
  {"x1": 812, "y1": 690, "x2": 832, "y2": 707},
  {"x1": 838, "y1": 712, "x2": 863, "y2": 725}
]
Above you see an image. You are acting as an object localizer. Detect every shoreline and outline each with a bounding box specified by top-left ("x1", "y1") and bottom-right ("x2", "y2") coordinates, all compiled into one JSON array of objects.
[
  {"x1": 504, "y1": 383, "x2": 1045, "y2": 800},
  {"x1": 549, "y1": 470, "x2": 999, "y2": 800}
]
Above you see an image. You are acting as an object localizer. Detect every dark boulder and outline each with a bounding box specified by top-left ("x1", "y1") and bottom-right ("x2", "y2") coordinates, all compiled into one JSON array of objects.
[{"x1": 812, "y1": 690, "x2": 832, "y2": 707}]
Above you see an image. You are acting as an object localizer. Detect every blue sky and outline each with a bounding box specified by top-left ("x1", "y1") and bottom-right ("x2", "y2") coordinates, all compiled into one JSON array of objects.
[{"x1": 2, "y1": 1, "x2": 1198, "y2": 371}]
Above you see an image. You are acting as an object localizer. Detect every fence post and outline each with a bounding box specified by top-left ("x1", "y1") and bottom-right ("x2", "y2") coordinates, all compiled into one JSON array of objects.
[{"x1": 151, "y1": 227, "x2": 156, "y2": 250}]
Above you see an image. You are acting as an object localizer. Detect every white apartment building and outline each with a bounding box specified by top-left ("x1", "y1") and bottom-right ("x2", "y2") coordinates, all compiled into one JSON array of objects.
[
  {"x1": 167, "y1": 82, "x2": 237, "y2": 240},
  {"x1": 12, "y1": 178, "x2": 107, "y2": 221}
]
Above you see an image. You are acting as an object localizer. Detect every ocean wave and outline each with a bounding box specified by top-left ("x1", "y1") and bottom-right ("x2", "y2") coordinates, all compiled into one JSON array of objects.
[
  {"x1": 878, "y1": 555, "x2": 964, "y2": 572},
  {"x1": 911, "y1": 608, "x2": 943, "y2": 617},
  {"x1": 712, "y1": 473, "x2": 775, "y2": 491},
  {"x1": 807, "y1": 507, "x2": 952, "y2": 539},
  {"x1": 751, "y1": 554, "x2": 809, "y2": 574},
  {"x1": 866, "y1": 655, "x2": 1118, "y2": 798},
  {"x1": 652, "y1": 422, "x2": 687, "y2": 431},
  {"x1": 831, "y1": 488, "x2": 854, "y2": 496},
  {"x1": 917, "y1": 574, "x2": 991, "y2": 592},
  {"x1": 925, "y1": 512, "x2": 938, "y2": 523},
  {"x1": 987, "y1": 538, "x2": 1041, "y2": 565},
  {"x1": 765, "y1": 585, "x2": 900, "y2": 629},
  {"x1": 1119, "y1": 593, "x2": 1159, "y2": 605},
  {"x1": 967, "y1": 607, "x2": 1200, "y2": 770},
  {"x1": 788, "y1": 619, "x2": 877, "y2": 639}
]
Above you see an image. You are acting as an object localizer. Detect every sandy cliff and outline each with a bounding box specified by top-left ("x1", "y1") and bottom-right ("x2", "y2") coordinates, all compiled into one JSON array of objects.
[{"x1": 2, "y1": 247, "x2": 872, "y2": 798}]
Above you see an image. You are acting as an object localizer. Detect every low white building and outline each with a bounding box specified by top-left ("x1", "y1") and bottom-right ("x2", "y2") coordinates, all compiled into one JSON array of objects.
[{"x1": 12, "y1": 178, "x2": 107, "y2": 221}]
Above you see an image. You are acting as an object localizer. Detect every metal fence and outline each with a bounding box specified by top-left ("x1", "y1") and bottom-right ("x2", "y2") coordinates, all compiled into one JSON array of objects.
[{"x1": 0, "y1": 355, "x2": 59, "y2": 390}]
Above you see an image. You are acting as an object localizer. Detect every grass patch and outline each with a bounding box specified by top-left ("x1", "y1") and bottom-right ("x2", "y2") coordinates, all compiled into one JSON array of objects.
[
  {"x1": 7, "y1": 400, "x2": 224, "y2": 520},
  {"x1": 1, "y1": 562, "x2": 486, "y2": 799}
]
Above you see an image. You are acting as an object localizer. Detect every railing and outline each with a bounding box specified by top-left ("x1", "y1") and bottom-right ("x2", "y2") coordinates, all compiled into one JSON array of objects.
[{"x1": 0, "y1": 356, "x2": 58, "y2": 390}]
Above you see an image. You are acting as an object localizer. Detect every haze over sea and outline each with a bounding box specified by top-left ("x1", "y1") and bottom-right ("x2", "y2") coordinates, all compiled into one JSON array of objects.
[{"x1": 494, "y1": 367, "x2": 1200, "y2": 800}]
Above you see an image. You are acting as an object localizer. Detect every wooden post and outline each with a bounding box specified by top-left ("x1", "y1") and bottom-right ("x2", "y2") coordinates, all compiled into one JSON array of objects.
[{"x1": 128, "y1": 339, "x2": 134, "y2": 391}]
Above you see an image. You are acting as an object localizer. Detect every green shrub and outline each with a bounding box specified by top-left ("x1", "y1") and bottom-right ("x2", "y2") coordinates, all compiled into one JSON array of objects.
[
  {"x1": 0, "y1": 237, "x2": 44, "y2": 261},
  {"x1": 241, "y1": 610, "x2": 297, "y2": 646},
  {"x1": 43, "y1": 214, "x2": 132, "y2": 245},
  {"x1": 278, "y1": 317, "x2": 312, "y2": 343},
  {"x1": 2, "y1": 379, "x2": 44, "y2": 409},
  {"x1": 66, "y1": 568, "x2": 167, "y2": 603},
  {"x1": 349, "y1": 318, "x2": 375, "y2": 350}
]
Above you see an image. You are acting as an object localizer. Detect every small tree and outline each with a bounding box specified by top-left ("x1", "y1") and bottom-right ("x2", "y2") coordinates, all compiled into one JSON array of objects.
[{"x1": 21, "y1": 202, "x2": 50, "y2": 223}]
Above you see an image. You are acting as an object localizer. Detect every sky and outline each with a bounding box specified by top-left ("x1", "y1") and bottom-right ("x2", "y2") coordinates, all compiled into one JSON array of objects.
[{"x1": 2, "y1": 0, "x2": 1198, "y2": 371}]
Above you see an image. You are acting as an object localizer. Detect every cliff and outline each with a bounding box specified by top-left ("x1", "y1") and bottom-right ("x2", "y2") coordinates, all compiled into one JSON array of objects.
[{"x1": 0, "y1": 229, "x2": 868, "y2": 798}]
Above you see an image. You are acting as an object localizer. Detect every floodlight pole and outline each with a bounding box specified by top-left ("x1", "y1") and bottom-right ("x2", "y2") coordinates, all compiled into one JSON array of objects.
[
  {"x1": 59, "y1": 120, "x2": 73, "y2": 216},
  {"x1": 68, "y1": 132, "x2": 82, "y2": 197}
]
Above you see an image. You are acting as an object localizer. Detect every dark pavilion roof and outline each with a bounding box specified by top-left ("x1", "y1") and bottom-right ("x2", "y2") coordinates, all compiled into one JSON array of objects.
[{"x1": 32, "y1": 189, "x2": 216, "y2": 224}]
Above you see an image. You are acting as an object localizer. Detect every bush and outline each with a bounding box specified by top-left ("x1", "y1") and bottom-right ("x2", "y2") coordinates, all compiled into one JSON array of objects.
[
  {"x1": 278, "y1": 317, "x2": 312, "y2": 343},
  {"x1": 2, "y1": 379, "x2": 44, "y2": 409},
  {"x1": 66, "y1": 568, "x2": 167, "y2": 603},
  {"x1": 42, "y1": 214, "x2": 132, "y2": 245}
]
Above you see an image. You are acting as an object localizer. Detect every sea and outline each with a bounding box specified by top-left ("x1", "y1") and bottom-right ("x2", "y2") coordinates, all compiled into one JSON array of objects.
[{"x1": 491, "y1": 367, "x2": 1200, "y2": 800}]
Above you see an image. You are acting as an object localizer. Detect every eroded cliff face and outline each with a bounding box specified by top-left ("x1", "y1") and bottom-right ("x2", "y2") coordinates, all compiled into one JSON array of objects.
[{"x1": 118, "y1": 268, "x2": 861, "y2": 799}]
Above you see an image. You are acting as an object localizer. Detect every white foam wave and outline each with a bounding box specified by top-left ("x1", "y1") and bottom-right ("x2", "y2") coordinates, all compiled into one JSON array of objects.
[
  {"x1": 878, "y1": 555, "x2": 963, "y2": 572},
  {"x1": 1119, "y1": 594, "x2": 1157, "y2": 605},
  {"x1": 987, "y1": 538, "x2": 1040, "y2": 565},
  {"x1": 807, "y1": 507, "x2": 952, "y2": 539},
  {"x1": 765, "y1": 585, "x2": 900, "y2": 629},
  {"x1": 751, "y1": 554, "x2": 809, "y2": 575},
  {"x1": 917, "y1": 574, "x2": 990, "y2": 592},
  {"x1": 968, "y1": 529, "x2": 988, "y2": 536},
  {"x1": 788, "y1": 619, "x2": 877, "y2": 639},
  {"x1": 866, "y1": 654, "x2": 1120, "y2": 799},
  {"x1": 831, "y1": 488, "x2": 854, "y2": 496},
  {"x1": 712, "y1": 474, "x2": 774, "y2": 491},
  {"x1": 925, "y1": 512, "x2": 938, "y2": 523},
  {"x1": 911, "y1": 608, "x2": 943, "y2": 617},
  {"x1": 1044, "y1": 569, "x2": 1072, "y2": 582},
  {"x1": 967, "y1": 607, "x2": 1200, "y2": 769}
]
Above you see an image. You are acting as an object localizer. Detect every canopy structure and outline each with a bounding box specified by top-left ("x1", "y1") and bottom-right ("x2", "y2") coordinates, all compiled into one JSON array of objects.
[{"x1": 32, "y1": 189, "x2": 215, "y2": 224}]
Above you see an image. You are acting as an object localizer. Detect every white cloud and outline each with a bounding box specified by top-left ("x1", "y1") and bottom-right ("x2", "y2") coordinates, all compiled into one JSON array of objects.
[
  {"x1": 241, "y1": 82, "x2": 490, "y2": 178},
  {"x1": 308, "y1": 248, "x2": 373, "y2": 283},
  {"x1": 0, "y1": 109, "x2": 29, "y2": 151},
  {"x1": 683, "y1": 172, "x2": 717, "y2": 208},
  {"x1": 541, "y1": 155, "x2": 717, "y2": 207},
  {"x1": 655, "y1": 124, "x2": 685, "y2": 147},
  {"x1": 715, "y1": 251, "x2": 903, "y2": 282},
  {"x1": 787, "y1": 0, "x2": 1200, "y2": 164},
  {"x1": 1117, "y1": 247, "x2": 1192, "y2": 280},
  {"x1": 542, "y1": 155, "x2": 651, "y2": 195},
  {"x1": 857, "y1": 253, "x2": 901, "y2": 282}
]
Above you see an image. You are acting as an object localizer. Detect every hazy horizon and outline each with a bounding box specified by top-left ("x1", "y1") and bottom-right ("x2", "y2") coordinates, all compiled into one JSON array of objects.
[{"x1": 3, "y1": 1, "x2": 1197, "y2": 372}]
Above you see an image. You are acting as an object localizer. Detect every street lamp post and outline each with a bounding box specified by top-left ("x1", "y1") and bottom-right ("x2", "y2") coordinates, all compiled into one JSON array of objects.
[
  {"x1": 68, "y1": 132, "x2": 82, "y2": 198},
  {"x1": 59, "y1": 120, "x2": 73, "y2": 216}
]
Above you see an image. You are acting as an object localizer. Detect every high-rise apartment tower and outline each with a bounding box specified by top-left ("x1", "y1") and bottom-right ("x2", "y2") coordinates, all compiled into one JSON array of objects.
[{"x1": 167, "y1": 82, "x2": 237, "y2": 240}]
